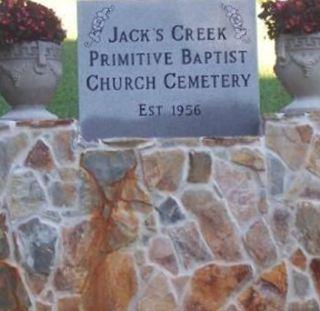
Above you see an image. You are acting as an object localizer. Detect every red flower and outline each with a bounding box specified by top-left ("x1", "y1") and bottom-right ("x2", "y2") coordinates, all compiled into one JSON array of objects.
[
  {"x1": 0, "y1": 0, "x2": 66, "y2": 46},
  {"x1": 259, "y1": 0, "x2": 320, "y2": 38}
]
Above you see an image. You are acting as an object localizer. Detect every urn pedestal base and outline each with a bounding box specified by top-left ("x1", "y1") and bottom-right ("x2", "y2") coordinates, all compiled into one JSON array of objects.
[
  {"x1": 1, "y1": 105, "x2": 58, "y2": 121},
  {"x1": 281, "y1": 97, "x2": 320, "y2": 114}
]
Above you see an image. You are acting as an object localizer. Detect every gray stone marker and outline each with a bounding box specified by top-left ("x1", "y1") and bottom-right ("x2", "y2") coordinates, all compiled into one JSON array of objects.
[{"x1": 78, "y1": 0, "x2": 260, "y2": 140}]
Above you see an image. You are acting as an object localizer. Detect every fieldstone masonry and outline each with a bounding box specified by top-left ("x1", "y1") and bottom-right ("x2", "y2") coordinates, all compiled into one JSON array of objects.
[{"x1": 0, "y1": 114, "x2": 320, "y2": 310}]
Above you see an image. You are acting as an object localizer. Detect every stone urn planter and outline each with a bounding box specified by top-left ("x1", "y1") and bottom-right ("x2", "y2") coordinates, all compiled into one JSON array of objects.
[
  {"x1": 0, "y1": 41, "x2": 62, "y2": 120},
  {"x1": 274, "y1": 32, "x2": 320, "y2": 113}
]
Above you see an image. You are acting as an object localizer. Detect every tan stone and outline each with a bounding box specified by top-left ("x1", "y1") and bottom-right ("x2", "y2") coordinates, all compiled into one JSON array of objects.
[
  {"x1": 102, "y1": 138, "x2": 152, "y2": 149},
  {"x1": 266, "y1": 123, "x2": 313, "y2": 170},
  {"x1": 25, "y1": 139, "x2": 55, "y2": 171},
  {"x1": 36, "y1": 302, "x2": 52, "y2": 311},
  {"x1": 182, "y1": 189, "x2": 242, "y2": 261},
  {"x1": 52, "y1": 130, "x2": 76, "y2": 164},
  {"x1": 8, "y1": 169, "x2": 47, "y2": 219},
  {"x1": 288, "y1": 300, "x2": 320, "y2": 311},
  {"x1": 290, "y1": 249, "x2": 307, "y2": 270},
  {"x1": 213, "y1": 159, "x2": 260, "y2": 226},
  {"x1": 223, "y1": 305, "x2": 241, "y2": 311},
  {"x1": 148, "y1": 236, "x2": 179, "y2": 275},
  {"x1": 295, "y1": 202, "x2": 320, "y2": 255},
  {"x1": 141, "y1": 150, "x2": 185, "y2": 191},
  {"x1": 203, "y1": 136, "x2": 259, "y2": 147},
  {"x1": 17, "y1": 119, "x2": 74, "y2": 128},
  {"x1": 260, "y1": 262, "x2": 288, "y2": 295},
  {"x1": 286, "y1": 172, "x2": 320, "y2": 201},
  {"x1": 271, "y1": 207, "x2": 292, "y2": 245},
  {"x1": 307, "y1": 135, "x2": 320, "y2": 177},
  {"x1": 82, "y1": 251, "x2": 137, "y2": 311},
  {"x1": 58, "y1": 296, "x2": 81, "y2": 311},
  {"x1": 171, "y1": 275, "x2": 190, "y2": 300},
  {"x1": 244, "y1": 221, "x2": 277, "y2": 268},
  {"x1": 137, "y1": 273, "x2": 178, "y2": 311},
  {"x1": 165, "y1": 221, "x2": 212, "y2": 269},
  {"x1": 230, "y1": 147, "x2": 265, "y2": 171},
  {"x1": 184, "y1": 263, "x2": 253, "y2": 311}
]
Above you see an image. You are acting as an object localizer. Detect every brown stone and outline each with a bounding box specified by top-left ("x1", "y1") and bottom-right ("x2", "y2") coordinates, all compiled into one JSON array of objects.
[
  {"x1": 188, "y1": 151, "x2": 212, "y2": 183},
  {"x1": 137, "y1": 272, "x2": 178, "y2": 311},
  {"x1": 288, "y1": 300, "x2": 320, "y2": 311},
  {"x1": 307, "y1": 135, "x2": 320, "y2": 177},
  {"x1": 141, "y1": 150, "x2": 185, "y2": 191},
  {"x1": 0, "y1": 261, "x2": 31, "y2": 310},
  {"x1": 82, "y1": 251, "x2": 137, "y2": 311},
  {"x1": 165, "y1": 221, "x2": 212, "y2": 269},
  {"x1": 148, "y1": 236, "x2": 179, "y2": 275},
  {"x1": 295, "y1": 202, "x2": 320, "y2": 255},
  {"x1": 230, "y1": 147, "x2": 265, "y2": 171},
  {"x1": 310, "y1": 258, "x2": 320, "y2": 296},
  {"x1": 25, "y1": 140, "x2": 54, "y2": 171},
  {"x1": 290, "y1": 249, "x2": 307, "y2": 270},
  {"x1": 106, "y1": 200, "x2": 140, "y2": 252},
  {"x1": 58, "y1": 296, "x2": 81, "y2": 311},
  {"x1": 266, "y1": 122, "x2": 313, "y2": 170},
  {"x1": 243, "y1": 220, "x2": 277, "y2": 268},
  {"x1": 238, "y1": 284, "x2": 285, "y2": 311},
  {"x1": 184, "y1": 263, "x2": 253, "y2": 311},
  {"x1": 52, "y1": 130, "x2": 76, "y2": 164},
  {"x1": 238, "y1": 263, "x2": 288, "y2": 311},
  {"x1": 182, "y1": 189, "x2": 242, "y2": 261}
]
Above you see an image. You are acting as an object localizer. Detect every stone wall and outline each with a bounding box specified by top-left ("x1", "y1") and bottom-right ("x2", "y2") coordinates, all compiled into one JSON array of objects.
[{"x1": 0, "y1": 115, "x2": 320, "y2": 310}]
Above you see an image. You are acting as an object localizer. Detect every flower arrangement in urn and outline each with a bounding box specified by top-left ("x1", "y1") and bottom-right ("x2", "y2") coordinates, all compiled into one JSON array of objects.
[
  {"x1": 0, "y1": 0, "x2": 66, "y2": 120},
  {"x1": 259, "y1": 0, "x2": 320, "y2": 113}
]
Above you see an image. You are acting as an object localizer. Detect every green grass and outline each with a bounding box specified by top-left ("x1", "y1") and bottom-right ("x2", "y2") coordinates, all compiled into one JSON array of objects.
[{"x1": 0, "y1": 39, "x2": 290, "y2": 118}]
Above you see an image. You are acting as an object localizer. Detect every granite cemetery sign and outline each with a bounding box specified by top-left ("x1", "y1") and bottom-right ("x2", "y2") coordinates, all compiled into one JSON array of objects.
[{"x1": 78, "y1": 0, "x2": 260, "y2": 139}]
